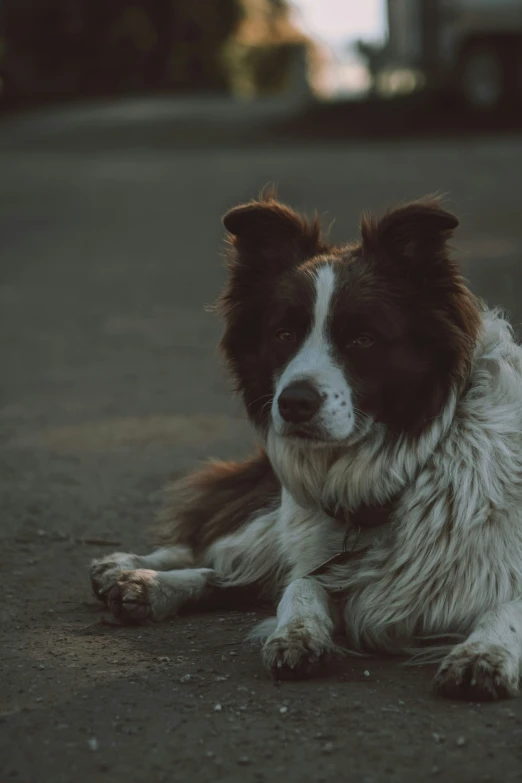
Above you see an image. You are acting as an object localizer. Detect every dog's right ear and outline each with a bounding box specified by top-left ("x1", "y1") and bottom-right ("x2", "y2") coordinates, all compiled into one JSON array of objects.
[{"x1": 223, "y1": 197, "x2": 325, "y2": 269}]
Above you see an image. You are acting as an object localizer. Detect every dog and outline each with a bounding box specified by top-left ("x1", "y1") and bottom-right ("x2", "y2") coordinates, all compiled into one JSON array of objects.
[{"x1": 90, "y1": 193, "x2": 522, "y2": 700}]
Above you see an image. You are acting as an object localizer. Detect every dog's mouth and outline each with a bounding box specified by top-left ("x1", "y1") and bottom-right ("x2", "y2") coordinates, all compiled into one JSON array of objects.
[
  {"x1": 275, "y1": 415, "x2": 373, "y2": 448},
  {"x1": 277, "y1": 422, "x2": 345, "y2": 447}
]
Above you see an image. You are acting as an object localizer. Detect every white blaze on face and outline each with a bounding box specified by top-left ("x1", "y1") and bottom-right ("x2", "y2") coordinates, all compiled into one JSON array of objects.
[{"x1": 271, "y1": 264, "x2": 356, "y2": 441}]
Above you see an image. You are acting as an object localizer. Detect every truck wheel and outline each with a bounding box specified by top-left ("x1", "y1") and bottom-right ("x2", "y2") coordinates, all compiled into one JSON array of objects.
[{"x1": 457, "y1": 42, "x2": 508, "y2": 110}]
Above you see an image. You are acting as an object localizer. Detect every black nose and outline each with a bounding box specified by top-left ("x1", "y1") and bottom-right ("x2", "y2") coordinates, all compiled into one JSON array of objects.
[{"x1": 277, "y1": 381, "x2": 322, "y2": 424}]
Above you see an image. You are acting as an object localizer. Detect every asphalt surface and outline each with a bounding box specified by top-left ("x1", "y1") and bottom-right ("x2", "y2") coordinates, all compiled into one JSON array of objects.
[{"x1": 2, "y1": 104, "x2": 522, "y2": 783}]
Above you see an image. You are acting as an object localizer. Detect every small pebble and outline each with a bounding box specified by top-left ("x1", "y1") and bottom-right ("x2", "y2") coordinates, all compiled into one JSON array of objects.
[
  {"x1": 238, "y1": 756, "x2": 251, "y2": 766},
  {"x1": 456, "y1": 736, "x2": 467, "y2": 747},
  {"x1": 88, "y1": 737, "x2": 99, "y2": 752},
  {"x1": 179, "y1": 674, "x2": 192, "y2": 683},
  {"x1": 322, "y1": 742, "x2": 334, "y2": 754},
  {"x1": 279, "y1": 706, "x2": 288, "y2": 714},
  {"x1": 432, "y1": 733, "x2": 445, "y2": 743},
  {"x1": 214, "y1": 704, "x2": 222, "y2": 712},
  {"x1": 363, "y1": 670, "x2": 370, "y2": 677}
]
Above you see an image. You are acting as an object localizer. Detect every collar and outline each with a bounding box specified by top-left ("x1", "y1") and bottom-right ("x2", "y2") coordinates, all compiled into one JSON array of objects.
[
  {"x1": 323, "y1": 499, "x2": 396, "y2": 528},
  {"x1": 306, "y1": 498, "x2": 396, "y2": 579}
]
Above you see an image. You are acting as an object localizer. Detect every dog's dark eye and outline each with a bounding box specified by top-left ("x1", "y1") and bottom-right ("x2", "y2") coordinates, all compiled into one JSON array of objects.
[
  {"x1": 275, "y1": 329, "x2": 295, "y2": 343},
  {"x1": 349, "y1": 334, "x2": 374, "y2": 348}
]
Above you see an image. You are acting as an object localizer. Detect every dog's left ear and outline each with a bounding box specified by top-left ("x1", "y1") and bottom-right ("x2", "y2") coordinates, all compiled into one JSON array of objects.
[
  {"x1": 223, "y1": 197, "x2": 325, "y2": 269},
  {"x1": 361, "y1": 199, "x2": 459, "y2": 278}
]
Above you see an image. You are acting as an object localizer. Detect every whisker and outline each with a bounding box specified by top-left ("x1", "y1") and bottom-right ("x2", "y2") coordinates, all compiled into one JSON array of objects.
[
  {"x1": 254, "y1": 399, "x2": 274, "y2": 423},
  {"x1": 246, "y1": 393, "x2": 274, "y2": 411},
  {"x1": 352, "y1": 406, "x2": 373, "y2": 427}
]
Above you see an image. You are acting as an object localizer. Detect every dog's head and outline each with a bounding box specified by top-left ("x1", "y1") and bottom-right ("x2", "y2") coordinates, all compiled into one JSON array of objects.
[{"x1": 219, "y1": 193, "x2": 481, "y2": 445}]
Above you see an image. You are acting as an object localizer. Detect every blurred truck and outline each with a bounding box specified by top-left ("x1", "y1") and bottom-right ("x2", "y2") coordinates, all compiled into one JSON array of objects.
[{"x1": 384, "y1": 0, "x2": 522, "y2": 109}]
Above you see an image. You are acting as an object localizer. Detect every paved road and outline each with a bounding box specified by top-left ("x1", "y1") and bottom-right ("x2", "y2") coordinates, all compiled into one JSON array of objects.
[{"x1": 1, "y1": 107, "x2": 522, "y2": 783}]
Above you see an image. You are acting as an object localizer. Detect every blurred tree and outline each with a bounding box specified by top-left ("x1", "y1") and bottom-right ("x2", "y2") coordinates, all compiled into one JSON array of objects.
[{"x1": 0, "y1": 0, "x2": 244, "y2": 109}]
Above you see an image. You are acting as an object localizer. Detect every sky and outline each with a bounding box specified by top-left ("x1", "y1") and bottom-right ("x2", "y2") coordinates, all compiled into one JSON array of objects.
[{"x1": 290, "y1": 0, "x2": 387, "y2": 47}]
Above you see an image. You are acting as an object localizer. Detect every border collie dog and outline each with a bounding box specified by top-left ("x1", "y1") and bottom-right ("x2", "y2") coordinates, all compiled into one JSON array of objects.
[{"x1": 90, "y1": 194, "x2": 522, "y2": 699}]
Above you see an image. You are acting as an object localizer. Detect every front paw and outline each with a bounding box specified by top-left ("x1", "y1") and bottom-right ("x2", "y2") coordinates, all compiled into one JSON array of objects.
[
  {"x1": 262, "y1": 621, "x2": 333, "y2": 680},
  {"x1": 90, "y1": 552, "x2": 140, "y2": 601},
  {"x1": 105, "y1": 569, "x2": 165, "y2": 624},
  {"x1": 434, "y1": 641, "x2": 520, "y2": 701}
]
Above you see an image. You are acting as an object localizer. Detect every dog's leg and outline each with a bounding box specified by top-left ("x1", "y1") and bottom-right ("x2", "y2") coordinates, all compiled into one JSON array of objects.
[
  {"x1": 261, "y1": 577, "x2": 338, "y2": 679},
  {"x1": 103, "y1": 566, "x2": 215, "y2": 623},
  {"x1": 434, "y1": 600, "x2": 522, "y2": 700},
  {"x1": 89, "y1": 450, "x2": 280, "y2": 611},
  {"x1": 90, "y1": 545, "x2": 194, "y2": 602}
]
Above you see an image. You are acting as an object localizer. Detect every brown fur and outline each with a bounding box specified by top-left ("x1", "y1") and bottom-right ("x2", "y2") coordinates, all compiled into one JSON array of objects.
[
  {"x1": 219, "y1": 194, "x2": 481, "y2": 437},
  {"x1": 351, "y1": 197, "x2": 482, "y2": 434},
  {"x1": 153, "y1": 450, "x2": 280, "y2": 555},
  {"x1": 218, "y1": 191, "x2": 329, "y2": 426}
]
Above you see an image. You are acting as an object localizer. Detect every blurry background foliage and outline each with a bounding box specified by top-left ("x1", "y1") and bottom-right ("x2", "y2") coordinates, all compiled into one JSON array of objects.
[{"x1": 0, "y1": 0, "x2": 311, "y2": 110}]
